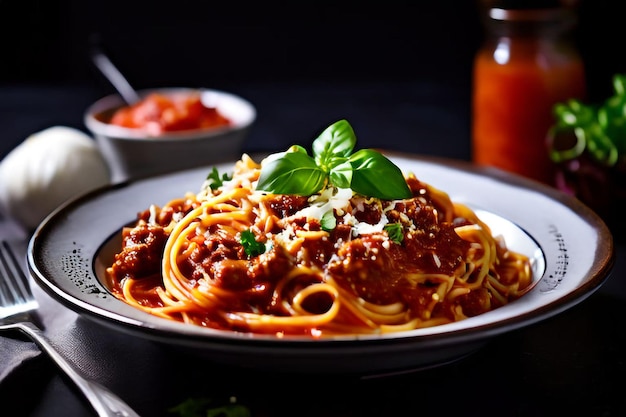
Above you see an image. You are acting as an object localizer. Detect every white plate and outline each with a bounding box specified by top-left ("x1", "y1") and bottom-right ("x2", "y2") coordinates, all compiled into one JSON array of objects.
[{"x1": 27, "y1": 153, "x2": 614, "y2": 375}]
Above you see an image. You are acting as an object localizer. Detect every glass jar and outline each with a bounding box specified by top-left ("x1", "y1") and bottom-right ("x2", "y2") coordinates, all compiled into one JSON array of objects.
[{"x1": 471, "y1": 5, "x2": 586, "y2": 185}]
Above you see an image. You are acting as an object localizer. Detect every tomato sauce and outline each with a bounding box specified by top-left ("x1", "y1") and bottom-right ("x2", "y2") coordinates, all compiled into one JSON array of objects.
[
  {"x1": 109, "y1": 92, "x2": 232, "y2": 135},
  {"x1": 472, "y1": 7, "x2": 586, "y2": 185}
]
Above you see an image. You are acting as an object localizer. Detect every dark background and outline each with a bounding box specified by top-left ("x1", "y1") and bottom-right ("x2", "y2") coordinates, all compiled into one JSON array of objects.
[
  {"x1": 1, "y1": 0, "x2": 624, "y2": 99},
  {"x1": 1, "y1": 0, "x2": 625, "y2": 159},
  {"x1": 2, "y1": 1, "x2": 481, "y2": 88}
]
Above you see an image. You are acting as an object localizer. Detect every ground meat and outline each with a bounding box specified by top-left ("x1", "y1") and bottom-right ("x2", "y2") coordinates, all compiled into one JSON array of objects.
[{"x1": 109, "y1": 222, "x2": 168, "y2": 281}]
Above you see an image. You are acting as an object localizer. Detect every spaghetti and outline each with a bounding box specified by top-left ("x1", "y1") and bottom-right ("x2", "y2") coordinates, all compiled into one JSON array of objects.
[{"x1": 106, "y1": 154, "x2": 533, "y2": 337}]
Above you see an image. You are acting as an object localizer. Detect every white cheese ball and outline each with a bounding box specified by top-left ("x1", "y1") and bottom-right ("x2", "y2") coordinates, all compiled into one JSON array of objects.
[{"x1": 0, "y1": 126, "x2": 111, "y2": 231}]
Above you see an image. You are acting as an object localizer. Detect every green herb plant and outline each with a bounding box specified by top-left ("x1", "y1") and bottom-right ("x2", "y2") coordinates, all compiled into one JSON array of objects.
[
  {"x1": 256, "y1": 119, "x2": 412, "y2": 200},
  {"x1": 548, "y1": 73, "x2": 626, "y2": 166}
]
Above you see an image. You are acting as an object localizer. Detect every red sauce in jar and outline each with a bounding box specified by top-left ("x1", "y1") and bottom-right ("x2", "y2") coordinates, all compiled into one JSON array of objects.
[
  {"x1": 109, "y1": 92, "x2": 232, "y2": 135},
  {"x1": 472, "y1": 7, "x2": 586, "y2": 185}
]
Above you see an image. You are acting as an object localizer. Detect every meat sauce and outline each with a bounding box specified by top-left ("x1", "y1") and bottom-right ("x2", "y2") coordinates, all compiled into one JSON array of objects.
[{"x1": 108, "y1": 177, "x2": 481, "y2": 323}]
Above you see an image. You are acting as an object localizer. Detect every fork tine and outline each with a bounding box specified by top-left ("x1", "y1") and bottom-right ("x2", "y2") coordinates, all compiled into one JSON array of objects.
[{"x1": 0, "y1": 240, "x2": 35, "y2": 307}]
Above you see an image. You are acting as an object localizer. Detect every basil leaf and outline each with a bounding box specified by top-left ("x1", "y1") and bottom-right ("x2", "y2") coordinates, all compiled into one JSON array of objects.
[
  {"x1": 287, "y1": 144, "x2": 309, "y2": 155},
  {"x1": 261, "y1": 145, "x2": 309, "y2": 166},
  {"x1": 257, "y1": 151, "x2": 327, "y2": 195},
  {"x1": 349, "y1": 149, "x2": 412, "y2": 199},
  {"x1": 256, "y1": 120, "x2": 412, "y2": 200},
  {"x1": 312, "y1": 119, "x2": 356, "y2": 170},
  {"x1": 328, "y1": 159, "x2": 352, "y2": 189}
]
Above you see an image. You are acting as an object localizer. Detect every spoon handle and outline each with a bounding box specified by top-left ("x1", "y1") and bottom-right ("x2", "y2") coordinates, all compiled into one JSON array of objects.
[{"x1": 90, "y1": 46, "x2": 140, "y2": 105}]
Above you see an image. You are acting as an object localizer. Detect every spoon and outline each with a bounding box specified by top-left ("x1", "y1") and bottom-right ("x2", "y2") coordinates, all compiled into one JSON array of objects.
[{"x1": 90, "y1": 40, "x2": 141, "y2": 105}]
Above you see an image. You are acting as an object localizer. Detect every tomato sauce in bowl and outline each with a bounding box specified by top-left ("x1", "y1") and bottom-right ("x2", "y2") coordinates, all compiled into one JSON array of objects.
[
  {"x1": 108, "y1": 92, "x2": 232, "y2": 135},
  {"x1": 84, "y1": 87, "x2": 256, "y2": 182}
]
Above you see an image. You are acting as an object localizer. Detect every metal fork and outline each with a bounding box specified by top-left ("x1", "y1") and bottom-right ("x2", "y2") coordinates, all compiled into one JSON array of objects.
[{"x1": 0, "y1": 240, "x2": 141, "y2": 417}]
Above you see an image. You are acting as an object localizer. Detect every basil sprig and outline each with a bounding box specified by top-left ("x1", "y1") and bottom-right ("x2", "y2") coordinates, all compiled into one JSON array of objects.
[{"x1": 256, "y1": 120, "x2": 412, "y2": 200}]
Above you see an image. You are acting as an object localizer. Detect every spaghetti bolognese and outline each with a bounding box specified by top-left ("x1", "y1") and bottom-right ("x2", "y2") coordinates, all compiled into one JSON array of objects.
[{"x1": 106, "y1": 120, "x2": 533, "y2": 337}]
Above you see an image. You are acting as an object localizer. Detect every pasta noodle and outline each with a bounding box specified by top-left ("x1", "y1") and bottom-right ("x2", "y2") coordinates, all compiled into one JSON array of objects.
[{"x1": 106, "y1": 154, "x2": 534, "y2": 337}]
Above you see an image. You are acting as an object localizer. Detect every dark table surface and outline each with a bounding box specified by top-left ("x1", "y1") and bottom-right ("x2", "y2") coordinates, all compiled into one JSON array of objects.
[{"x1": 0, "y1": 81, "x2": 624, "y2": 417}]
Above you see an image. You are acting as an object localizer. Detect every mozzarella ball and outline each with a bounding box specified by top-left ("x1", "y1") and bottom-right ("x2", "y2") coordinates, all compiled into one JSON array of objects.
[{"x1": 0, "y1": 126, "x2": 111, "y2": 231}]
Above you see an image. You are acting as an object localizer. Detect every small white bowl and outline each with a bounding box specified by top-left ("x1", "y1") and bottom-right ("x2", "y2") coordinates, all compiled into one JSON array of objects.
[{"x1": 84, "y1": 87, "x2": 256, "y2": 183}]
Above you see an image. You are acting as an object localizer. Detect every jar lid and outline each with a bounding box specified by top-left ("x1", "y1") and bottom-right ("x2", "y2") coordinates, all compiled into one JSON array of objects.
[
  {"x1": 488, "y1": 6, "x2": 575, "y2": 22},
  {"x1": 481, "y1": 0, "x2": 577, "y2": 9}
]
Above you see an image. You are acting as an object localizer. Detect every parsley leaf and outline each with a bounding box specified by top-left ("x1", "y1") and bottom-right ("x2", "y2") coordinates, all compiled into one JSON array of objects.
[
  {"x1": 206, "y1": 167, "x2": 232, "y2": 190},
  {"x1": 384, "y1": 222, "x2": 404, "y2": 244},
  {"x1": 240, "y1": 229, "x2": 266, "y2": 257}
]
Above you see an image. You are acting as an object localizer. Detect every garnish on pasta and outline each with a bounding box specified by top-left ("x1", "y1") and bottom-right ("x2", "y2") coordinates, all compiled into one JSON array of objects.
[{"x1": 106, "y1": 119, "x2": 534, "y2": 337}]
